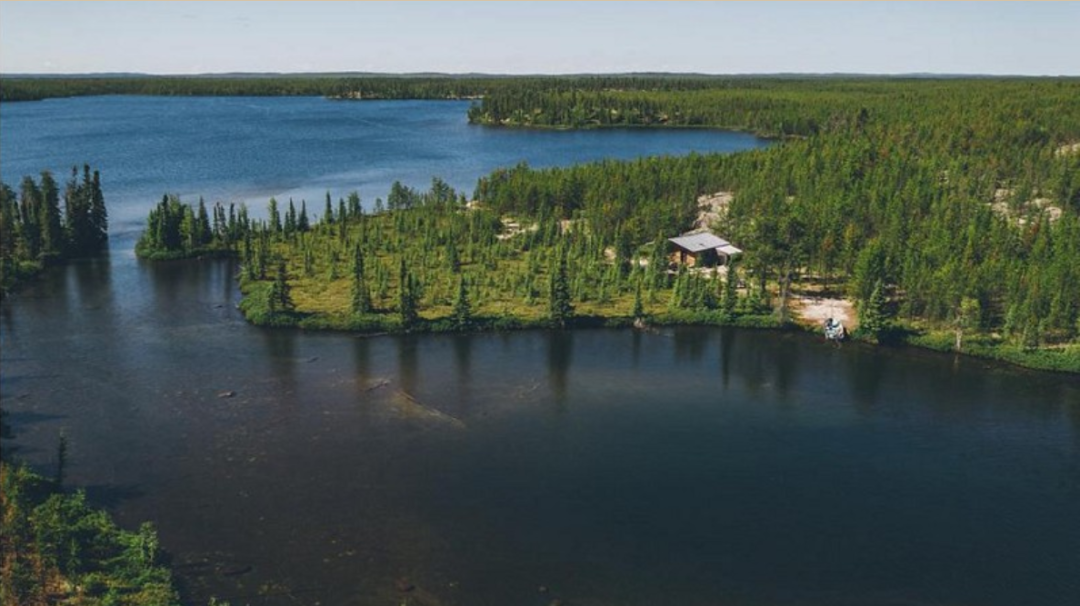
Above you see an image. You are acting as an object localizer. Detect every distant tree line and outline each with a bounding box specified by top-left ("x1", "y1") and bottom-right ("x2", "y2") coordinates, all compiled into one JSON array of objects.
[
  {"x1": 0, "y1": 165, "x2": 108, "y2": 293},
  {"x1": 1, "y1": 74, "x2": 740, "y2": 102}
]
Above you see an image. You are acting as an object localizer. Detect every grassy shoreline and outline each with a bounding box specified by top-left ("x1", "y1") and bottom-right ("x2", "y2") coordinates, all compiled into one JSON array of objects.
[{"x1": 233, "y1": 287, "x2": 1079, "y2": 374}]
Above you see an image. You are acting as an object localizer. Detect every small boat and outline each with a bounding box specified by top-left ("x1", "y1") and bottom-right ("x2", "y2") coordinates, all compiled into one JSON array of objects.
[{"x1": 824, "y1": 317, "x2": 846, "y2": 342}]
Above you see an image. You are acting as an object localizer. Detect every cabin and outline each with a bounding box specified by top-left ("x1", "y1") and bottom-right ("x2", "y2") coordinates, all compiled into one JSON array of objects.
[{"x1": 668, "y1": 231, "x2": 743, "y2": 267}]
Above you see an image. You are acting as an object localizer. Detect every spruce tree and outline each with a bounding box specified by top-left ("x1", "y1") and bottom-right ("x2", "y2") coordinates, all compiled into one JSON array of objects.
[
  {"x1": 722, "y1": 261, "x2": 739, "y2": 317},
  {"x1": 324, "y1": 192, "x2": 335, "y2": 225},
  {"x1": 298, "y1": 201, "x2": 310, "y2": 232},
  {"x1": 858, "y1": 280, "x2": 888, "y2": 341},
  {"x1": 548, "y1": 248, "x2": 574, "y2": 328},
  {"x1": 88, "y1": 169, "x2": 107, "y2": 249},
  {"x1": 452, "y1": 276, "x2": 472, "y2": 330},
  {"x1": 632, "y1": 281, "x2": 644, "y2": 319},
  {"x1": 398, "y1": 259, "x2": 418, "y2": 329},
  {"x1": 269, "y1": 259, "x2": 295, "y2": 314},
  {"x1": 38, "y1": 171, "x2": 63, "y2": 257},
  {"x1": 268, "y1": 198, "x2": 282, "y2": 233},
  {"x1": 351, "y1": 246, "x2": 372, "y2": 315}
]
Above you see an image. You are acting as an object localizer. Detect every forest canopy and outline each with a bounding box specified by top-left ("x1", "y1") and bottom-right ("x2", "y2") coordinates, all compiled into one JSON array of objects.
[{"x1": 120, "y1": 75, "x2": 1080, "y2": 371}]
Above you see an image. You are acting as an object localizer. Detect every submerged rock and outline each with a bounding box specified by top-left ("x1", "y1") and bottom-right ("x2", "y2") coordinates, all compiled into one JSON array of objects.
[{"x1": 395, "y1": 577, "x2": 415, "y2": 592}]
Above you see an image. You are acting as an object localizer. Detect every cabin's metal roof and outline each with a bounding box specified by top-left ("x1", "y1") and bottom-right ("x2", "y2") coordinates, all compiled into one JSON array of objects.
[
  {"x1": 668, "y1": 232, "x2": 730, "y2": 253},
  {"x1": 717, "y1": 244, "x2": 743, "y2": 256}
]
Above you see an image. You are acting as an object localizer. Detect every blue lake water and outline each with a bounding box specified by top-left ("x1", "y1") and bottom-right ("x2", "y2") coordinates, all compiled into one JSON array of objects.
[
  {"x1": 0, "y1": 96, "x2": 768, "y2": 238},
  {"x1": 1, "y1": 97, "x2": 1078, "y2": 606}
]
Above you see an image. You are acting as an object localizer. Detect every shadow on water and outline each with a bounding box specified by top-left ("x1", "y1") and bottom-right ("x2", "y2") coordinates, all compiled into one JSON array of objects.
[
  {"x1": 261, "y1": 330, "x2": 297, "y2": 404},
  {"x1": 352, "y1": 336, "x2": 371, "y2": 389},
  {"x1": 773, "y1": 334, "x2": 799, "y2": 402},
  {"x1": 546, "y1": 330, "x2": 573, "y2": 410},
  {"x1": 672, "y1": 326, "x2": 708, "y2": 363},
  {"x1": 630, "y1": 328, "x2": 643, "y2": 368},
  {"x1": 846, "y1": 344, "x2": 888, "y2": 413},
  {"x1": 719, "y1": 326, "x2": 736, "y2": 389},
  {"x1": 398, "y1": 334, "x2": 419, "y2": 395},
  {"x1": 70, "y1": 255, "x2": 113, "y2": 308},
  {"x1": 452, "y1": 333, "x2": 473, "y2": 409},
  {"x1": 83, "y1": 483, "x2": 146, "y2": 508}
]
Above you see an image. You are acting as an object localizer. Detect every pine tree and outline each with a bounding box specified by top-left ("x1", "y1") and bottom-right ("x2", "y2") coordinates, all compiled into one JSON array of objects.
[
  {"x1": 196, "y1": 198, "x2": 212, "y2": 246},
  {"x1": 38, "y1": 171, "x2": 63, "y2": 257},
  {"x1": 269, "y1": 259, "x2": 295, "y2": 314},
  {"x1": 632, "y1": 281, "x2": 644, "y2": 319},
  {"x1": 548, "y1": 248, "x2": 574, "y2": 328},
  {"x1": 284, "y1": 200, "x2": 297, "y2": 235},
  {"x1": 324, "y1": 192, "x2": 335, "y2": 225},
  {"x1": 452, "y1": 276, "x2": 472, "y2": 330},
  {"x1": 268, "y1": 198, "x2": 282, "y2": 233},
  {"x1": 858, "y1": 280, "x2": 889, "y2": 341},
  {"x1": 649, "y1": 234, "x2": 669, "y2": 289},
  {"x1": 351, "y1": 246, "x2": 372, "y2": 315},
  {"x1": 88, "y1": 169, "x2": 107, "y2": 249},
  {"x1": 298, "y1": 201, "x2": 310, "y2": 232},
  {"x1": 398, "y1": 259, "x2": 418, "y2": 329},
  {"x1": 722, "y1": 261, "x2": 739, "y2": 317}
]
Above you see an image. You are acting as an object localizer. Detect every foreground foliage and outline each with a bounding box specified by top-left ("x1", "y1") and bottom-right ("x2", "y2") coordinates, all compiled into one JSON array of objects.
[{"x1": 0, "y1": 462, "x2": 180, "y2": 606}]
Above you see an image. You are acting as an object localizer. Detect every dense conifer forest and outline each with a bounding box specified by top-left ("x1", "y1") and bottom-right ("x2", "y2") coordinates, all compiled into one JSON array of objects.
[
  {"x1": 0, "y1": 166, "x2": 109, "y2": 294},
  {"x1": 133, "y1": 77, "x2": 1079, "y2": 371},
  {"x1": 466, "y1": 78, "x2": 1080, "y2": 371}
]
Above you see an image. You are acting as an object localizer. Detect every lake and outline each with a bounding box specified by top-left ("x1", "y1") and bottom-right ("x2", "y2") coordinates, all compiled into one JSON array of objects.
[
  {"x1": 0, "y1": 96, "x2": 769, "y2": 237},
  {"x1": 1, "y1": 97, "x2": 1078, "y2": 606}
]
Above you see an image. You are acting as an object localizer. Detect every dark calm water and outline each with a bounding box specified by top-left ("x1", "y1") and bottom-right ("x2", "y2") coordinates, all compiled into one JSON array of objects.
[{"x1": 2, "y1": 98, "x2": 1079, "y2": 606}]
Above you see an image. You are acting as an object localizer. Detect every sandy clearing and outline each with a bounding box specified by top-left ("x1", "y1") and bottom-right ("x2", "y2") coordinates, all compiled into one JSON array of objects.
[{"x1": 791, "y1": 295, "x2": 857, "y2": 331}]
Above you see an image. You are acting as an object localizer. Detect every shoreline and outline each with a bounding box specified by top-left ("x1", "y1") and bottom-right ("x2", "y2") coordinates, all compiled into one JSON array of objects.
[{"x1": 234, "y1": 301, "x2": 1080, "y2": 375}]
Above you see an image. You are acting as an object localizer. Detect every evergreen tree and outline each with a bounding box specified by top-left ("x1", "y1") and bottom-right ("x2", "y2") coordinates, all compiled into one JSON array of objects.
[
  {"x1": 954, "y1": 296, "x2": 981, "y2": 352},
  {"x1": 648, "y1": 234, "x2": 669, "y2": 289},
  {"x1": 284, "y1": 200, "x2": 297, "y2": 235},
  {"x1": 195, "y1": 198, "x2": 212, "y2": 246},
  {"x1": 398, "y1": 259, "x2": 418, "y2": 328},
  {"x1": 722, "y1": 261, "x2": 739, "y2": 317},
  {"x1": 324, "y1": 192, "x2": 335, "y2": 225},
  {"x1": 632, "y1": 281, "x2": 644, "y2": 319},
  {"x1": 858, "y1": 280, "x2": 889, "y2": 341},
  {"x1": 268, "y1": 198, "x2": 282, "y2": 233},
  {"x1": 88, "y1": 168, "x2": 108, "y2": 249},
  {"x1": 18, "y1": 176, "x2": 42, "y2": 258},
  {"x1": 452, "y1": 276, "x2": 472, "y2": 330},
  {"x1": 347, "y1": 191, "x2": 362, "y2": 218},
  {"x1": 298, "y1": 201, "x2": 310, "y2": 232},
  {"x1": 37, "y1": 171, "x2": 63, "y2": 257},
  {"x1": 269, "y1": 259, "x2": 294, "y2": 314},
  {"x1": 548, "y1": 248, "x2": 574, "y2": 328},
  {"x1": 351, "y1": 246, "x2": 372, "y2": 315}
]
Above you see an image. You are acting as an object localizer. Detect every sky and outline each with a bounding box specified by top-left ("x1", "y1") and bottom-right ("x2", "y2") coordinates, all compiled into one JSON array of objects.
[{"x1": 1, "y1": 1, "x2": 1077, "y2": 76}]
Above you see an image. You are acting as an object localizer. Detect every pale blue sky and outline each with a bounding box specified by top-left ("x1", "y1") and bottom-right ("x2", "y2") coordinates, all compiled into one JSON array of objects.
[{"x1": 1, "y1": 1, "x2": 1076, "y2": 75}]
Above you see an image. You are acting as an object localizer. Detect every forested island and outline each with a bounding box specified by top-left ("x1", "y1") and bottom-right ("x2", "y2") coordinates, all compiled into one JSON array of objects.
[{"x1": 131, "y1": 76, "x2": 1080, "y2": 373}]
